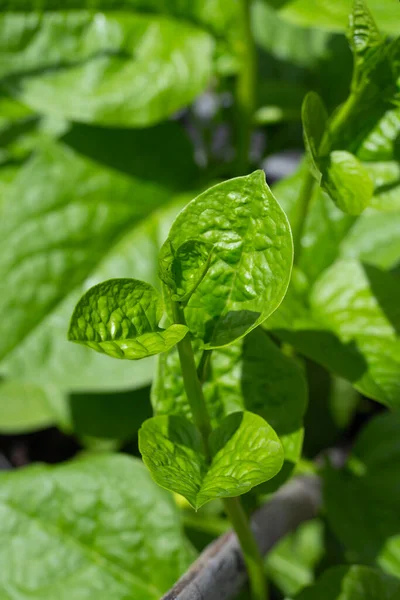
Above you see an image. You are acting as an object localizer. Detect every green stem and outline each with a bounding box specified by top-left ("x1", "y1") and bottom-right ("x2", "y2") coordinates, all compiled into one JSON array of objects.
[
  {"x1": 235, "y1": 0, "x2": 256, "y2": 175},
  {"x1": 197, "y1": 349, "x2": 212, "y2": 383},
  {"x1": 292, "y1": 169, "x2": 315, "y2": 264},
  {"x1": 223, "y1": 497, "x2": 268, "y2": 600},
  {"x1": 172, "y1": 302, "x2": 212, "y2": 457},
  {"x1": 172, "y1": 302, "x2": 267, "y2": 600}
]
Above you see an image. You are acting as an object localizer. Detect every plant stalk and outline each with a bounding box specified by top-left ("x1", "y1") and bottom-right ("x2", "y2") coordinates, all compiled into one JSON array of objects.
[
  {"x1": 172, "y1": 302, "x2": 212, "y2": 456},
  {"x1": 235, "y1": 0, "x2": 256, "y2": 175},
  {"x1": 292, "y1": 169, "x2": 315, "y2": 264},
  {"x1": 172, "y1": 301, "x2": 267, "y2": 600},
  {"x1": 223, "y1": 497, "x2": 268, "y2": 600}
]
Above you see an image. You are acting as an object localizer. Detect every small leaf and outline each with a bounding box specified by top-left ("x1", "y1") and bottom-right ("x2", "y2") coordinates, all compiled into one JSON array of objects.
[
  {"x1": 159, "y1": 239, "x2": 214, "y2": 302},
  {"x1": 323, "y1": 150, "x2": 373, "y2": 214},
  {"x1": 302, "y1": 91, "x2": 328, "y2": 183},
  {"x1": 162, "y1": 170, "x2": 293, "y2": 348},
  {"x1": 139, "y1": 411, "x2": 284, "y2": 509},
  {"x1": 68, "y1": 278, "x2": 188, "y2": 359},
  {"x1": 348, "y1": 0, "x2": 383, "y2": 63},
  {"x1": 297, "y1": 565, "x2": 400, "y2": 600},
  {"x1": 0, "y1": 454, "x2": 195, "y2": 599}
]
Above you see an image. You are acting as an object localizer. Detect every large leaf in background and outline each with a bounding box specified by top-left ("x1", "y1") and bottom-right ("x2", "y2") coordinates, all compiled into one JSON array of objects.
[
  {"x1": 297, "y1": 565, "x2": 400, "y2": 600},
  {"x1": 0, "y1": 123, "x2": 195, "y2": 361},
  {"x1": 275, "y1": 0, "x2": 399, "y2": 35},
  {"x1": 0, "y1": 125, "x2": 196, "y2": 432},
  {"x1": 0, "y1": 11, "x2": 215, "y2": 127},
  {"x1": 324, "y1": 413, "x2": 400, "y2": 579},
  {"x1": 139, "y1": 411, "x2": 284, "y2": 510},
  {"x1": 162, "y1": 171, "x2": 293, "y2": 348},
  {"x1": 266, "y1": 260, "x2": 400, "y2": 409},
  {"x1": 152, "y1": 328, "x2": 307, "y2": 490},
  {"x1": 0, "y1": 454, "x2": 195, "y2": 599}
]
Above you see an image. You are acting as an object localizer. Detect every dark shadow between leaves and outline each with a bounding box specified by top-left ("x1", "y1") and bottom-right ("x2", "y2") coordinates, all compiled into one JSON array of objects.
[{"x1": 61, "y1": 121, "x2": 198, "y2": 189}]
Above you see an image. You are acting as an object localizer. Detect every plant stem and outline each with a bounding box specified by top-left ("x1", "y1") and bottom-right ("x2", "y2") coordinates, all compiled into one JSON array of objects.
[
  {"x1": 172, "y1": 302, "x2": 267, "y2": 600},
  {"x1": 235, "y1": 0, "x2": 256, "y2": 175},
  {"x1": 223, "y1": 497, "x2": 268, "y2": 600},
  {"x1": 197, "y1": 349, "x2": 212, "y2": 383},
  {"x1": 292, "y1": 169, "x2": 315, "y2": 264},
  {"x1": 172, "y1": 302, "x2": 212, "y2": 457}
]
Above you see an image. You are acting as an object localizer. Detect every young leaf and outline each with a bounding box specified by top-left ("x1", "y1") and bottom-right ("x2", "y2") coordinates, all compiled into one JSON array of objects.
[
  {"x1": 0, "y1": 454, "x2": 195, "y2": 599},
  {"x1": 302, "y1": 91, "x2": 328, "y2": 183},
  {"x1": 348, "y1": 0, "x2": 383, "y2": 65},
  {"x1": 324, "y1": 413, "x2": 400, "y2": 575},
  {"x1": 322, "y1": 150, "x2": 374, "y2": 215},
  {"x1": 161, "y1": 170, "x2": 293, "y2": 348},
  {"x1": 151, "y1": 328, "x2": 307, "y2": 490},
  {"x1": 159, "y1": 239, "x2": 214, "y2": 302},
  {"x1": 139, "y1": 411, "x2": 284, "y2": 510},
  {"x1": 297, "y1": 565, "x2": 400, "y2": 600},
  {"x1": 68, "y1": 279, "x2": 188, "y2": 359}
]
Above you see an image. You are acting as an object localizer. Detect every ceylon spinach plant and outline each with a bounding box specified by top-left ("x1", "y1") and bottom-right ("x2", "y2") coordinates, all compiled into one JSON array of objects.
[
  {"x1": 0, "y1": 0, "x2": 400, "y2": 599},
  {"x1": 68, "y1": 169, "x2": 293, "y2": 600}
]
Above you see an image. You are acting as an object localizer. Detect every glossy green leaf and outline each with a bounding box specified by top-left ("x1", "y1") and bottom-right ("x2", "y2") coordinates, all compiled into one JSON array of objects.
[
  {"x1": 323, "y1": 150, "x2": 373, "y2": 215},
  {"x1": 0, "y1": 12, "x2": 215, "y2": 127},
  {"x1": 302, "y1": 92, "x2": 328, "y2": 183},
  {"x1": 324, "y1": 413, "x2": 400, "y2": 579},
  {"x1": 0, "y1": 454, "x2": 195, "y2": 599},
  {"x1": 277, "y1": 0, "x2": 399, "y2": 35},
  {"x1": 139, "y1": 411, "x2": 284, "y2": 509},
  {"x1": 162, "y1": 171, "x2": 293, "y2": 348},
  {"x1": 152, "y1": 328, "x2": 307, "y2": 490},
  {"x1": 297, "y1": 565, "x2": 400, "y2": 600},
  {"x1": 69, "y1": 278, "x2": 187, "y2": 359},
  {"x1": 159, "y1": 239, "x2": 214, "y2": 302}
]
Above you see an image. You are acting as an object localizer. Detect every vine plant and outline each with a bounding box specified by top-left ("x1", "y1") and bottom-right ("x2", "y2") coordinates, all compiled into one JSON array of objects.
[{"x1": 68, "y1": 170, "x2": 293, "y2": 600}]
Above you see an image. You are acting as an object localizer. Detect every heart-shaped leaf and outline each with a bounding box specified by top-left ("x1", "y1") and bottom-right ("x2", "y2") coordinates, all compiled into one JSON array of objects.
[
  {"x1": 139, "y1": 411, "x2": 284, "y2": 509},
  {"x1": 68, "y1": 278, "x2": 188, "y2": 359},
  {"x1": 161, "y1": 170, "x2": 293, "y2": 348}
]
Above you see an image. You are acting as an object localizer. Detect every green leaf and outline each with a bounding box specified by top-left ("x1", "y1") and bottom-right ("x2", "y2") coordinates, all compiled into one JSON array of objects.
[
  {"x1": 152, "y1": 328, "x2": 307, "y2": 490},
  {"x1": 0, "y1": 454, "x2": 195, "y2": 599},
  {"x1": 68, "y1": 278, "x2": 188, "y2": 359},
  {"x1": 302, "y1": 91, "x2": 328, "y2": 183},
  {"x1": 159, "y1": 239, "x2": 214, "y2": 302},
  {"x1": 0, "y1": 12, "x2": 215, "y2": 127},
  {"x1": 297, "y1": 565, "x2": 400, "y2": 600},
  {"x1": 322, "y1": 150, "x2": 374, "y2": 215},
  {"x1": 266, "y1": 259, "x2": 400, "y2": 408},
  {"x1": 324, "y1": 413, "x2": 400, "y2": 579},
  {"x1": 139, "y1": 411, "x2": 284, "y2": 509},
  {"x1": 277, "y1": 0, "x2": 399, "y2": 35},
  {"x1": 0, "y1": 380, "x2": 59, "y2": 433},
  {"x1": 162, "y1": 170, "x2": 293, "y2": 348},
  {"x1": 0, "y1": 124, "x2": 195, "y2": 362},
  {"x1": 273, "y1": 163, "x2": 355, "y2": 283},
  {"x1": 348, "y1": 0, "x2": 383, "y2": 66}
]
